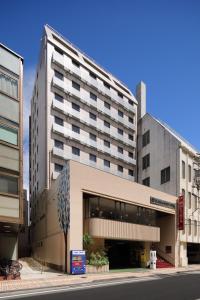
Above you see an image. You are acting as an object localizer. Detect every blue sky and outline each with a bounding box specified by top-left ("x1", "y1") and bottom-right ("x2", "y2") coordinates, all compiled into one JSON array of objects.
[{"x1": 1, "y1": 0, "x2": 200, "y2": 190}]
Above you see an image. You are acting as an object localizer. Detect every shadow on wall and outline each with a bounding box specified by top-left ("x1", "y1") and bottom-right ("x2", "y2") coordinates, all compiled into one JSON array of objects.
[{"x1": 0, "y1": 234, "x2": 18, "y2": 260}]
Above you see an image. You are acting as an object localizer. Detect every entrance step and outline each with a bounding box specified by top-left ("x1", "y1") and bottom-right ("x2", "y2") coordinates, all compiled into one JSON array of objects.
[{"x1": 156, "y1": 256, "x2": 174, "y2": 268}]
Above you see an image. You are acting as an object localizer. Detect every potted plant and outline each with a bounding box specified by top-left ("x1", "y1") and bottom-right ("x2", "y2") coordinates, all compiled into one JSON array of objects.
[{"x1": 83, "y1": 234, "x2": 109, "y2": 273}]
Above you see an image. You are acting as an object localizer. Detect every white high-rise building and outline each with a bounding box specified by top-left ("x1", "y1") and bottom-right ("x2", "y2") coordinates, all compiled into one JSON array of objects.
[
  {"x1": 30, "y1": 25, "x2": 137, "y2": 221},
  {"x1": 137, "y1": 82, "x2": 200, "y2": 267}
]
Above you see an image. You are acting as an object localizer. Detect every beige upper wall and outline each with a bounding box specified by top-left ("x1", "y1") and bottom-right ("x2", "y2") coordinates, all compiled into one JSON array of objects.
[{"x1": 70, "y1": 160, "x2": 177, "y2": 215}]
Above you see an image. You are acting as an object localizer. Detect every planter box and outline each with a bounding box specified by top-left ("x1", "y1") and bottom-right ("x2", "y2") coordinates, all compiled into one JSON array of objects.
[{"x1": 86, "y1": 264, "x2": 109, "y2": 274}]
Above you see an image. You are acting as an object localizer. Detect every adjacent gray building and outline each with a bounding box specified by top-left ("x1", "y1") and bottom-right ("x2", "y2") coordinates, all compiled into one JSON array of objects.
[{"x1": 137, "y1": 82, "x2": 200, "y2": 266}]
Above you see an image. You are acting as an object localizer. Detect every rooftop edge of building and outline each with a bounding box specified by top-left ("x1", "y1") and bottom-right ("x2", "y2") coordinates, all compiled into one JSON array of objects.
[
  {"x1": 44, "y1": 24, "x2": 137, "y2": 101},
  {"x1": 0, "y1": 43, "x2": 23, "y2": 61}
]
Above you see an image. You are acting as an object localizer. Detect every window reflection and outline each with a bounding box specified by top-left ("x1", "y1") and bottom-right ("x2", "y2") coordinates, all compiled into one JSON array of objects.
[{"x1": 85, "y1": 195, "x2": 156, "y2": 227}]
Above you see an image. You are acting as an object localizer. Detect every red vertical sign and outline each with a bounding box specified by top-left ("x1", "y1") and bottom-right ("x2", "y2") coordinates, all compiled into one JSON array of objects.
[{"x1": 178, "y1": 195, "x2": 184, "y2": 230}]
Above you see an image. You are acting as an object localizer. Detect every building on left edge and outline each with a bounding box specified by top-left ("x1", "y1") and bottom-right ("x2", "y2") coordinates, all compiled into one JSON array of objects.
[{"x1": 0, "y1": 44, "x2": 23, "y2": 260}]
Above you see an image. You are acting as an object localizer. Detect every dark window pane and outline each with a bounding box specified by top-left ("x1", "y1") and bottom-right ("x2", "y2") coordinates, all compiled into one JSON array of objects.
[
  {"x1": 104, "y1": 120, "x2": 110, "y2": 128},
  {"x1": 54, "y1": 163, "x2": 63, "y2": 172},
  {"x1": 90, "y1": 92, "x2": 97, "y2": 101},
  {"x1": 118, "y1": 110, "x2": 124, "y2": 117},
  {"x1": 118, "y1": 146, "x2": 123, "y2": 154},
  {"x1": 104, "y1": 140, "x2": 110, "y2": 148},
  {"x1": 142, "y1": 130, "x2": 150, "y2": 147},
  {"x1": 142, "y1": 154, "x2": 150, "y2": 170},
  {"x1": 54, "y1": 139, "x2": 64, "y2": 149},
  {"x1": 118, "y1": 128, "x2": 123, "y2": 135},
  {"x1": 72, "y1": 59, "x2": 80, "y2": 68},
  {"x1": 54, "y1": 70, "x2": 63, "y2": 80},
  {"x1": 104, "y1": 159, "x2": 110, "y2": 168},
  {"x1": 55, "y1": 93, "x2": 63, "y2": 102},
  {"x1": 72, "y1": 124, "x2": 80, "y2": 133},
  {"x1": 72, "y1": 81, "x2": 80, "y2": 91},
  {"x1": 89, "y1": 153, "x2": 96, "y2": 162},
  {"x1": 72, "y1": 102, "x2": 80, "y2": 111},
  {"x1": 72, "y1": 146, "x2": 80, "y2": 156},
  {"x1": 89, "y1": 112, "x2": 96, "y2": 120},
  {"x1": 54, "y1": 116, "x2": 64, "y2": 126},
  {"x1": 0, "y1": 174, "x2": 18, "y2": 195},
  {"x1": 90, "y1": 133, "x2": 96, "y2": 141}
]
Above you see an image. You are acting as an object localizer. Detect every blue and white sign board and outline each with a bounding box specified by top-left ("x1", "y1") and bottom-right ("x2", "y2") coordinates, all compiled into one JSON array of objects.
[{"x1": 70, "y1": 250, "x2": 86, "y2": 275}]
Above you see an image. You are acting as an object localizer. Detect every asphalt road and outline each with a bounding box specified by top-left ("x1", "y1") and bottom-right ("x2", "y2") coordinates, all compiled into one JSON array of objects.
[{"x1": 2, "y1": 272, "x2": 200, "y2": 300}]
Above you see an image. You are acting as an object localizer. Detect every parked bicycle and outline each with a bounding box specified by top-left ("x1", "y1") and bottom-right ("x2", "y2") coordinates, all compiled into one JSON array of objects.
[{"x1": 0, "y1": 259, "x2": 22, "y2": 280}]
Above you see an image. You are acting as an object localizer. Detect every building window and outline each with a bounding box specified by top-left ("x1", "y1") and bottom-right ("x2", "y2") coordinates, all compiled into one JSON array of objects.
[
  {"x1": 188, "y1": 192, "x2": 191, "y2": 209},
  {"x1": 72, "y1": 146, "x2": 80, "y2": 156},
  {"x1": 54, "y1": 139, "x2": 64, "y2": 149},
  {"x1": 143, "y1": 177, "x2": 150, "y2": 187},
  {"x1": 128, "y1": 169, "x2": 134, "y2": 177},
  {"x1": 104, "y1": 101, "x2": 110, "y2": 109},
  {"x1": 128, "y1": 99, "x2": 134, "y2": 106},
  {"x1": 89, "y1": 72, "x2": 97, "y2": 79},
  {"x1": 54, "y1": 116, "x2": 64, "y2": 126},
  {"x1": 129, "y1": 116, "x2": 133, "y2": 124},
  {"x1": 89, "y1": 133, "x2": 96, "y2": 141},
  {"x1": 194, "y1": 220, "x2": 197, "y2": 236},
  {"x1": 0, "y1": 71, "x2": 18, "y2": 99},
  {"x1": 188, "y1": 165, "x2": 192, "y2": 182},
  {"x1": 54, "y1": 46, "x2": 63, "y2": 55},
  {"x1": 104, "y1": 120, "x2": 110, "y2": 128},
  {"x1": 118, "y1": 165, "x2": 123, "y2": 173},
  {"x1": 72, "y1": 102, "x2": 80, "y2": 112},
  {"x1": 118, "y1": 92, "x2": 123, "y2": 98},
  {"x1": 72, "y1": 59, "x2": 80, "y2": 68},
  {"x1": 142, "y1": 154, "x2": 150, "y2": 170},
  {"x1": 89, "y1": 112, "x2": 96, "y2": 121},
  {"x1": 142, "y1": 130, "x2": 150, "y2": 147},
  {"x1": 54, "y1": 70, "x2": 63, "y2": 80},
  {"x1": 128, "y1": 134, "x2": 133, "y2": 141},
  {"x1": 118, "y1": 110, "x2": 124, "y2": 118},
  {"x1": 161, "y1": 166, "x2": 170, "y2": 184},
  {"x1": 0, "y1": 124, "x2": 18, "y2": 145},
  {"x1": 104, "y1": 140, "x2": 110, "y2": 148},
  {"x1": 118, "y1": 146, "x2": 123, "y2": 154},
  {"x1": 182, "y1": 161, "x2": 185, "y2": 179},
  {"x1": 104, "y1": 159, "x2": 110, "y2": 168},
  {"x1": 0, "y1": 174, "x2": 18, "y2": 195},
  {"x1": 54, "y1": 163, "x2": 63, "y2": 172},
  {"x1": 72, "y1": 124, "x2": 80, "y2": 134},
  {"x1": 188, "y1": 219, "x2": 191, "y2": 235},
  {"x1": 104, "y1": 82, "x2": 110, "y2": 89},
  {"x1": 118, "y1": 128, "x2": 123, "y2": 135},
  {"x1": 128, "y1": 151, "x2": 133, "y2": 158},
  {"x1": 72, "y1": 80, "x2": 80, "y2": 91},
  {"x1": 90, "y1": 92, "x2": 97, "y2": 101},
  {"x1": 55, "y1": 93, "x2": 64, "y2": 103},
  {"x1": 89, "y1": 153, "x2": 96, "y2": 162}
]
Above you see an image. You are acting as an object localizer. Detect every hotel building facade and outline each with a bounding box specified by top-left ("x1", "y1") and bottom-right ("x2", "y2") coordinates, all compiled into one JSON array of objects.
[
  {"x1": 30, "y1": 25, "x2": 179, "y2": 272},
  {"x1": 0, "y1": 44, "x2": 23, "y2": 260}
]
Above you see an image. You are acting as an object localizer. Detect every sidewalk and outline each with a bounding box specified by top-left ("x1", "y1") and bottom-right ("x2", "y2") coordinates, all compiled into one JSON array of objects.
[{"x1": 1, "y1": 264, "x2": 200, "y2": 293}]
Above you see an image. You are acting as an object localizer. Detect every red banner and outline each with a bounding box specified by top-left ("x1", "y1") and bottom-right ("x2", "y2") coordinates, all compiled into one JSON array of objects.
[{"x1": 178, "y1": 195, "x2": 184, "y2": 230}]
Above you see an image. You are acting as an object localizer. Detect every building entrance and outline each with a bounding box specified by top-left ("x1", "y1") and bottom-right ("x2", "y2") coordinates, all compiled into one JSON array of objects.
[
  {"x1": 105, "y1": 240, "x2": 145, "y2": 269},
  {"x1": 187, "y1": 243, "x2": 200, "y2": 264}
]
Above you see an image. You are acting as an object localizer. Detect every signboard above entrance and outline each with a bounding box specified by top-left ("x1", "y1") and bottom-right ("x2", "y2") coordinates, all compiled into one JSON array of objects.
[{"x1": 150, "y1": 197, "x2": 176, "y2": 210}]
